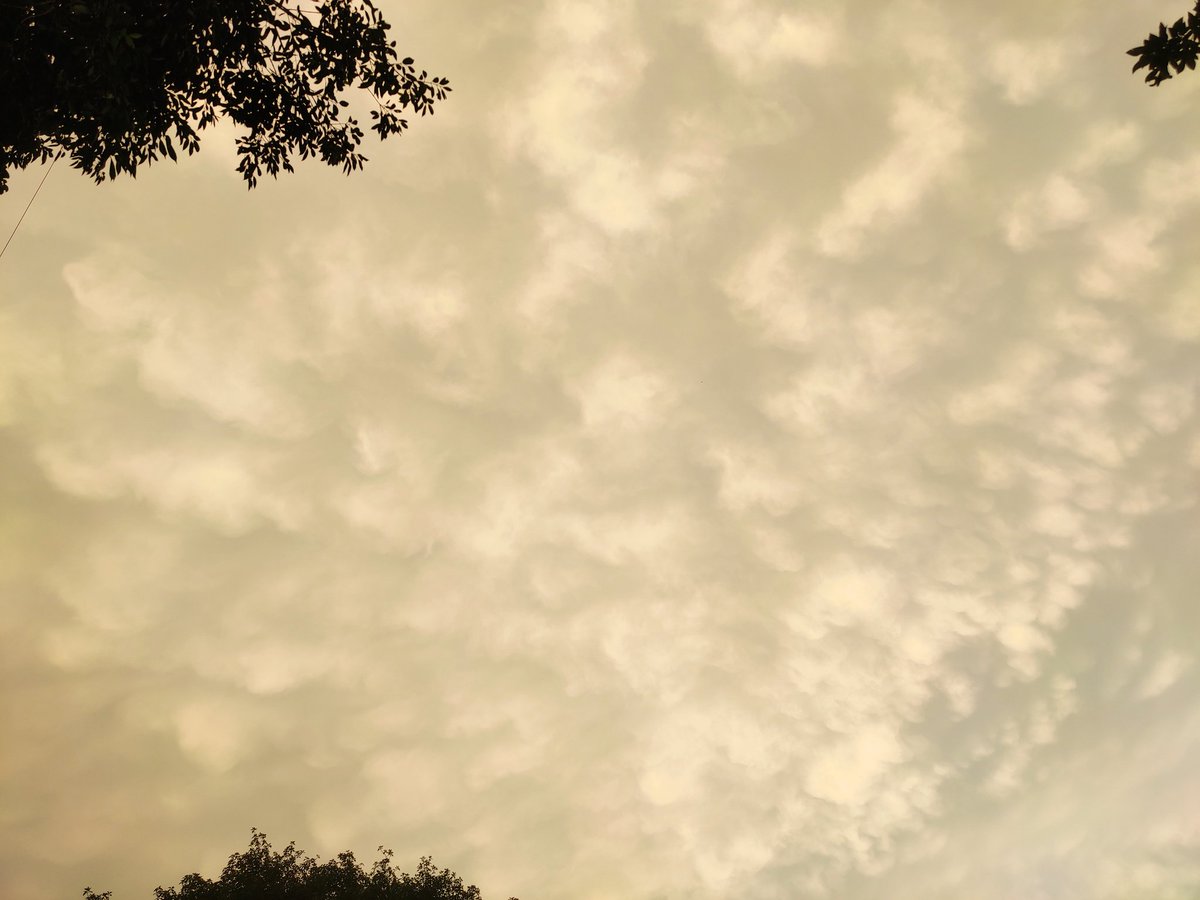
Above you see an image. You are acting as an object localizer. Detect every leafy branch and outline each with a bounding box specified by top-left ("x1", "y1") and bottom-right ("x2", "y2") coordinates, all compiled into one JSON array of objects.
[{"x1": 1128, "y1": 1, "x2": 1200, "y2": 86}]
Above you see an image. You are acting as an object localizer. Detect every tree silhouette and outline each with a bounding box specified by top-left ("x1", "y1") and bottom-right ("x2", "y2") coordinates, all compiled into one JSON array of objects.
[
  {"x1": 1128, "y1": 1, "x2": 1200, "y2": 86},
  {"x1": 0, "y1": 0, "x2": 449, "y2": 193},
  {"x1": 81, "y1": 829, "x2": 516, "y2": 900}
]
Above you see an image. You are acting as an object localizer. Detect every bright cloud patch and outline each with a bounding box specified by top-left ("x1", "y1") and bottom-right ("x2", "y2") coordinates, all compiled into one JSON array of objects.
[{"x1": 816, "y1": 93, "x2": 969, "y2": 257}]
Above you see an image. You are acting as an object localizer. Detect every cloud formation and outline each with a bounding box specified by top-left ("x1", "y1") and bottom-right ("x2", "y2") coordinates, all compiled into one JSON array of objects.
[{"x1": 3, "y1": 2, "x2": 1200, "y2": 900}]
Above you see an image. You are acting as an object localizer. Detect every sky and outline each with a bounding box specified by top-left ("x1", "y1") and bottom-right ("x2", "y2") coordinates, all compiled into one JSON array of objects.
[{"x1": 3, "y1": 1, "x2": 1200, "y2": 898}]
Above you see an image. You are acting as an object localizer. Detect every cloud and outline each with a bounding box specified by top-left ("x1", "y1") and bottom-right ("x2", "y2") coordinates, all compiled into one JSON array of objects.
[
  {"x1": 497, "y1": 0, "x2": 656, "y2": 234},
  {"x1": 704, "y1": 0, "x2": 840, "y2": 79},
  {"x1": 570, "y1": 351, "x2": 677, "y2": 431},
  {"x1": 1003, "y1": 174, "x2": 1094, "y2": 250},
  {"x1": 816, "y1": 92, "x2": 970, "y2": 257},
  {"x1": 987, "y1": 39, "x2": 1072, "y2": 105}
]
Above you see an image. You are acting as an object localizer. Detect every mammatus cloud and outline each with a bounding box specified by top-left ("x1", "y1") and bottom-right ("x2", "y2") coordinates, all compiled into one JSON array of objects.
[
  {"x1": 3, "y1": 2, "x2": 1200, "y2": 900},
  {"x1": 704, "y1": 0, "x2": 841, "y2": 79},
  {"x1": 816, "y1": 92, "x2": 970, "y2": 258},
  {"x1": 987, "y1": 39, "x2": 1073, "y2": 106}
]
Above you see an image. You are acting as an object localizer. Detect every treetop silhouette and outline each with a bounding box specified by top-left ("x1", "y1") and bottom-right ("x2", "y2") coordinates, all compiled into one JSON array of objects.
[
  {"x1": 0, "y1": 0, "x2": 449, "y2": 193},
  {"x1": 82, "y1": 829, "x2": 517, "y2": 900}
]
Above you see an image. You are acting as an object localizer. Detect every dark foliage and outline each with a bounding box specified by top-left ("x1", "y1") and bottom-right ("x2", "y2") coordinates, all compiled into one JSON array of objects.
[
  {"x1": 81, "y1": 829, "x2": 516, "y2": 900},
  {"x1": 1128, "y1": 1, "x2": 1200, "y2": 86},
  {"x1": 0, "y1": 0, "x2": 449, "y2": 192}
]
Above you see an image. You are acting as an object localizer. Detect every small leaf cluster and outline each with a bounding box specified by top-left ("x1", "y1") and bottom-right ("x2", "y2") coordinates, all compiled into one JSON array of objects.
[
  {"x1": 82, "y1": 829, "x2": 518, "y2": 900},
  {"x1": 0, "y1": 0, "x2": 450, "y2": 192},
  {"x1": 1128, "y1": 1, "x2": 1200, "y2": 86}
]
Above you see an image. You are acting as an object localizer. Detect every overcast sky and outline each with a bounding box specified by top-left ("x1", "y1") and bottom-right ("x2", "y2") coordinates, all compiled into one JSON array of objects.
[{"x1": 4, "y1": 1, "x2": 1200, "y2": 898}]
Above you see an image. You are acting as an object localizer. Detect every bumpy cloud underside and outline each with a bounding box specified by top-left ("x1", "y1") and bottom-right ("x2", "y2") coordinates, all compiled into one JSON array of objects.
[{"x1": 4, "y1": 2, "x2": 1200, "y2": 899}]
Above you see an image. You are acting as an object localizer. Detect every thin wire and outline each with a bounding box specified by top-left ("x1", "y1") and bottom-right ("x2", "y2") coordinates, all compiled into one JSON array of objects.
[{"x1": 0, "y1": 151, "x2": 62, "y2": 263}]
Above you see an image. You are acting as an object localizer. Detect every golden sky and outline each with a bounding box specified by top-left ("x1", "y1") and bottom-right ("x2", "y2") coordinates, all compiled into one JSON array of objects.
[{"x1": 4, "y1": 1, "x2": 1200, "y2": 898}]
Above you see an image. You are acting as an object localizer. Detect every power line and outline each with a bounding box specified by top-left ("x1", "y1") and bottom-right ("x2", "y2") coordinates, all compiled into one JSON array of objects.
[{"x1": 0, "y1": 152, "x2": 62, "y2": 264}]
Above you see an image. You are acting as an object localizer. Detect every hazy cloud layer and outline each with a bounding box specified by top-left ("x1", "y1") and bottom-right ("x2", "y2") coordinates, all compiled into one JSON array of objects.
[{"x1": 3, "y1": 2, "x2": 1200, "y2": 899}]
